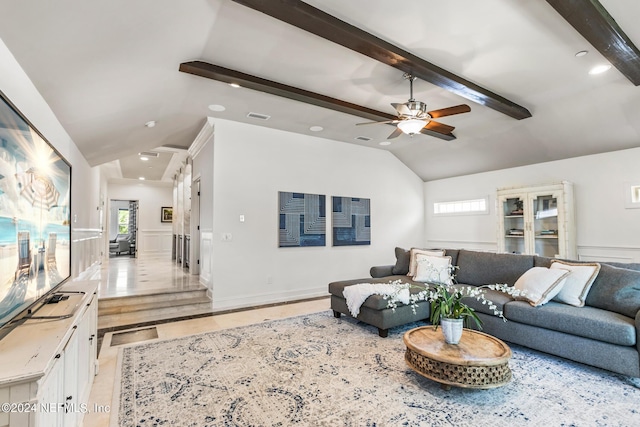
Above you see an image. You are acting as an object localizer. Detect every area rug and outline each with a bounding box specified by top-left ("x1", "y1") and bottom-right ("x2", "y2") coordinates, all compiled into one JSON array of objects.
[{"x1": 113, "y1": 311, "x2": 639, "y2": 426}]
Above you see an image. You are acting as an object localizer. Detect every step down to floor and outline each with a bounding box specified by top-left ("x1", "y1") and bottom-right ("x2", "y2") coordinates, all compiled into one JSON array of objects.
[{"x1": 98, "y1": 286, "x2": 212, "y2": 330}]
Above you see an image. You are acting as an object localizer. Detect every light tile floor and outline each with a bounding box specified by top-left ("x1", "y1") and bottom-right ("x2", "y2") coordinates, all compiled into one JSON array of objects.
[
  {"x1": 98, "y1": 253, "x2": 203, "y2": 298},
  {"x1": 85, "y1": 255, "x2": 330, "y2": 427}
]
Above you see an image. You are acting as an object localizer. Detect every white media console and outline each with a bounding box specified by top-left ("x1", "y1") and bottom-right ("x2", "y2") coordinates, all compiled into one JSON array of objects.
[{"x1": 0, "y1": 281, "x2": 98, "y2": 427}]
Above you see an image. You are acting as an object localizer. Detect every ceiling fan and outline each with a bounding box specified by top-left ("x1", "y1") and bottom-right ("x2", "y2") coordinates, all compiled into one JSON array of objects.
[{"x1": 357, "y1": 73, "x2": 471, "y2": 139}]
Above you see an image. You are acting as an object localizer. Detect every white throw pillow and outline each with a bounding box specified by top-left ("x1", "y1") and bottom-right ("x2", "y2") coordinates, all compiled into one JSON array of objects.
[
  {"x1": 514, "y1": 267, "x2": 570, "y2": 307},
  {"x1": 413, "y1": 254, "x2": 453, "y2": 285},
  {"x1": 550, "y1": 261, "x2": 601, "y2": 307},
  {"x1": 407, "y1": 248, "x2": 446, "y2": 277}
]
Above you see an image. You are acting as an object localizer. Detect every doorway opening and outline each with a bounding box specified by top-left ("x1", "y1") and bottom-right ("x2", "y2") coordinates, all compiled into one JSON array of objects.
[{"x1": 108, "y1": 199, "x2": 139, "y2": 258}]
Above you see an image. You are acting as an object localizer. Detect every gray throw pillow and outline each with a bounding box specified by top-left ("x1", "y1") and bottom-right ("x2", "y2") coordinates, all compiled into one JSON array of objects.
[
  {"x1": 585, "y1": 264, "x2": 640, "y2": 318},
  {"x1": 392, "y1": 247, "x2": 411, "y2": 275}
]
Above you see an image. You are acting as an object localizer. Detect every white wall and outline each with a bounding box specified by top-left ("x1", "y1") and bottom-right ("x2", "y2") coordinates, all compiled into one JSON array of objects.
[
  {"x1": 108, "y1": 180, "x2": 173, "y2": 254},
  {"x1": 195, "y1": 119, "x2": 425, "y2": 310},
  {"x1": 424, "y1": 147, "x2": 640, "y2": 262},
  {"x1": 0, "y1": 37, "x2": 102, "y2": 278}
]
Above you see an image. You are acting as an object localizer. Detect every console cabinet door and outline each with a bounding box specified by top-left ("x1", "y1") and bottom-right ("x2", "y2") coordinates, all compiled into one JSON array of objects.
[
  {"x1": 62, "y1": 328, "x2": 79, "y2": 427},
  {"x1": 37, "y1": 353, "x2": 64, "y2": 427}
]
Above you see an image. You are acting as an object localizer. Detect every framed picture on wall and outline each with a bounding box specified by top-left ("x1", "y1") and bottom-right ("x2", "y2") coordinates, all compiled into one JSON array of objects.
[
  {"x1": 332, "y1": 196, "x2": 371, "y2": 246},
  {"x1": 278, "y1": 191, "x2": 326, "y2": 247},
  {"x1": 161, "y1": 207, "x2": 173, "y2": 223}
]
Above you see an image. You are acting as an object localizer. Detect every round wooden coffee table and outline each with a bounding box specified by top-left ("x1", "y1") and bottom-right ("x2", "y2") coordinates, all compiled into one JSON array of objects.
[{"x1": 403, "y1": 326, "x2": 512, "y2": 389}]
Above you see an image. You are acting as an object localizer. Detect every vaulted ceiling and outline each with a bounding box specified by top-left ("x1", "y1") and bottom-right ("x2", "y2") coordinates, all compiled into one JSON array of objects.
[{"x1": 0, "y1": 0, "x2": 639, "y2": 182}]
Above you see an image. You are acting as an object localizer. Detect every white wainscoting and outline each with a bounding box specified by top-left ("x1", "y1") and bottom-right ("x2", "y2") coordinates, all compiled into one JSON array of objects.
[
  {"x1": 138, "y1": 229, "x2": 173, "y2": 254},
  {"x1": 577, "y1": 245, "x2": 640, "y2": 263},
  {"x1": 427, "y1": 239, "x2": 640, "y2": 263},
  {"x1": 72, "y1": 228, "x2": 102, "y2": 279},
  {"x1": 199, "y1": 230, "x2": 213, "y2": 291}
]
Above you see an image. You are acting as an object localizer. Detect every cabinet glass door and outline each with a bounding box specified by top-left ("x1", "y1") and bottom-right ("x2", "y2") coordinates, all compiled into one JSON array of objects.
[
  {"x1": 532, "y1": 194, "x2": 559, "y2": 257},
  {"x1": 502, "y1": 196, "x2": 525, "y2": 254}
]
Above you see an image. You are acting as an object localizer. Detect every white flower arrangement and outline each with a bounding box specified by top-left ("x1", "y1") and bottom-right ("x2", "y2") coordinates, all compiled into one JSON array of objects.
[{"x1": 385, "y1": 258, "x2": 526, "y2": 329}]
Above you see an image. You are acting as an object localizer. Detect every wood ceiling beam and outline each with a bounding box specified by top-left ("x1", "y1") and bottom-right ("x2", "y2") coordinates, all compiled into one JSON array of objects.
[
  {"x1": 545, "y1": 0, "x2": 640, "y2": 86},
  {"x1": 179, "y1": 61, "x2": 456, "y2": 140},
  {"x1": 231, "y1": 0, "x2": 531, "y2": 120}
]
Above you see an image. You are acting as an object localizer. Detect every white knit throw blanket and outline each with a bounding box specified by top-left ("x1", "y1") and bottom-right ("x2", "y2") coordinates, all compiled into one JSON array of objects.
[{"x1": 342, "y1": 283, "x2": 410, "y2": 317}]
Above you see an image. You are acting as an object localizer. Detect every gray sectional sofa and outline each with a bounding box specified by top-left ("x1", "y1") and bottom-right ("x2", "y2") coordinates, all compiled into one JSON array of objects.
[{"x1": 328, "y1": 248, "x2": 640, "y2": 378}]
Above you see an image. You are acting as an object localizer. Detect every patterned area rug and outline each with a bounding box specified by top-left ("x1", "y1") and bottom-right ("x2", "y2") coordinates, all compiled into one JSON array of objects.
[{"x1": 114, "y1": 311, "x2": 639, "y2": 426}]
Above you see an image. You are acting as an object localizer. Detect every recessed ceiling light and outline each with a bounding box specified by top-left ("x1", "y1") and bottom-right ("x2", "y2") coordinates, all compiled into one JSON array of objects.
[
  {"x1": 379, "y1": 141, "x2": 391, "y2": 146},
  {"x1": 138, "y1": 177, "x2": 145, "y2": 180},
  {"x1": 140, "y1": 156, "x2": 149, "y2": 161},
  {"x1": 208, "y1": 104, "x2": 226, "y2": 112},
  {"x1": 589, "y1": 64, "x2": 612, "y2": 75},
  {"x1": 145, "y1": 121, "x2": 156, "y2": 128},
  {"x1": 575, "y1": 50, "x2": 588, "y2": 57},
  {"x1": 229, "y1": 83, "x2": 241, "y2": 88},
  {"x1": 309, "y1": 126, "x2": 323, "y2": 132}
]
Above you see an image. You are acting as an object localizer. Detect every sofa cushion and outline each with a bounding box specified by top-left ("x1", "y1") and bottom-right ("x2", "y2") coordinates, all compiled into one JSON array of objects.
[
  {"x1": 514, "y1": 267, "x2": 570, "y2": 306},
  {"x1": 535, "y1": 255, "x2": 640, "y2": 272},
  {"x1": 391, "y1": 247, "x2": 411, "y2": 275},
  {"x1": 442, "y1": 249, "x2": 459, "y2": 267},
  {"x1": 605, "y1": 262, "x2": 640, "y2": 271},
  {"x1": 550, "y1": 260, "x2": 601, "y2": 307},
  {"x1": 328, "y1": 277, "x2": 425, "y2": 311},
  {"x1": 534, "y1": 255, "x2": 554, "y2": 268},
  {"x1": 585, "y1": 264, "x2": 640, "y2": 318},
  {"x1": 504, "y1": 301, "x2": 637, "y2": 346},
  {"x1": 460, "y1": 288, "x2": 515, "y2": 316},
  {"x1": 455, "y1": 250, "x2": 534, "y2": 286}
]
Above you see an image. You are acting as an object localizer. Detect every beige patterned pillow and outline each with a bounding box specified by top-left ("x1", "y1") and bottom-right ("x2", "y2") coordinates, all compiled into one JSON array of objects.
[
  {"x1": 551, "y1": 260, "x2": 601, "y2": 307},
  {"x1": 407, "y1": 248, "x2": 445, "y2": 277},
  {"x1": 514, "y1": 267, "x2": 570, "y2": 307}
]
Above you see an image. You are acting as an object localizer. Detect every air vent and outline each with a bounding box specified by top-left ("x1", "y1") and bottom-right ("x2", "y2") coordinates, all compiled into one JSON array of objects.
[
  {"x1": 355, "y1": 136, "x2": 372, "y2": 142},
  {"x1": 138, "y1": 151, "x2": 159, "y2": 157},
  {"x1": 246, "y1": 112, "x2": 271, "y2": 121}
]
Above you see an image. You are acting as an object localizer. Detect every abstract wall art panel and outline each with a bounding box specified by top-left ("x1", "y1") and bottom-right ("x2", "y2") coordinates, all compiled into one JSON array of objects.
[
  {"x1": 278, "y1": 192, "x2": 326, "y2": 247},
  {"x1": 332, "y1": 196, "x2": 370, "y2": 246}
]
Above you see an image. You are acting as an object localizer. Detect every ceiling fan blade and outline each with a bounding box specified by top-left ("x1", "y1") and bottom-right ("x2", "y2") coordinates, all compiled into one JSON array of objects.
[
  {"x1": 427, "y1": 104, "x2": 471, "y2": 119},
  {"x1": 391, "y1": 102, "x2": 411, "y2": 116},
  {"x1": 425, "y1": 120, "x2": 455, "y2": 134},
  {"x1": 356, "y1": 120, "x2": 397, "y2": 126},
  {"x1": 387, "y1": 127, "x2": 404, "y2": 139}
]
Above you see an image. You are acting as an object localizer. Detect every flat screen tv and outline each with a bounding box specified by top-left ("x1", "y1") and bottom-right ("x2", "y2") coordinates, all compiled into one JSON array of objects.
[{"x1": 0, "y1": 90, "x2": 71, "y2": 337}]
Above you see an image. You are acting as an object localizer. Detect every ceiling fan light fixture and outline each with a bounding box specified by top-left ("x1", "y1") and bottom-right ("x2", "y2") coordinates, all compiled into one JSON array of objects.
[{"x1": 398, "y1": 119, "x2": 427, "y2": 135}]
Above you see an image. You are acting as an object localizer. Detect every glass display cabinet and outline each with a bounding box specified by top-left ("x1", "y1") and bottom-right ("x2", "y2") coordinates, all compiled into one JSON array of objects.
[{"x1": 497, "y1": 182, "x2": 575, "y2": 259}]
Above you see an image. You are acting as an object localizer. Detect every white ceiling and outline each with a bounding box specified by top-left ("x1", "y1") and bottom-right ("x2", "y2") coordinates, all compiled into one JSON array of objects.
[{"x1": 0, "y1": 0, "x2": 639, "y2": 182}]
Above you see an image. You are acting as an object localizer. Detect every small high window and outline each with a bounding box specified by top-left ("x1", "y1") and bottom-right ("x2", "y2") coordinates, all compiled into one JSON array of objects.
[{"x1": 433, "y1": 197, "x2": 489, "y2": 216}]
